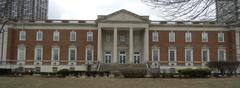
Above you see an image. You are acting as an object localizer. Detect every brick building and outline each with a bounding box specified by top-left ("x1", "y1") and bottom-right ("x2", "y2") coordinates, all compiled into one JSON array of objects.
[{"x1": 0, "y1": 9, "x2": 239, "y2": 72}]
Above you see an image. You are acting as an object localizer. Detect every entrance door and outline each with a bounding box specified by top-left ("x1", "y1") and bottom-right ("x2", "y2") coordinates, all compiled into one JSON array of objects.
[
  {"x1": 134, "y1": 52, "x2": 140, "y2": 64},
  {"x1": 119, "y1": 50, "x2": 126, "y2": 64},
  {"x1": 104, "y1": 52, "x2": 112, "y2": 64}
]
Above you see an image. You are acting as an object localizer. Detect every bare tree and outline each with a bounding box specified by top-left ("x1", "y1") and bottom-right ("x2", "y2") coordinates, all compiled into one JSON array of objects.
[{"x1": 142, "y1": 0, "x2": 239, "y2": 24}]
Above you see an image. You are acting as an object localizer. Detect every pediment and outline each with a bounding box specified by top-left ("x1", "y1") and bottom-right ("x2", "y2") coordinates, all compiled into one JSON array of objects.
[{"x1": 97, "y1": 9, "x2": 149, "y2": 23}]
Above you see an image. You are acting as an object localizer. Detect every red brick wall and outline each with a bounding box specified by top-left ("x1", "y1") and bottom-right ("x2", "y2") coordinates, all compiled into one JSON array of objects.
[
  {"x1": 149, "y1": 30, "x2": 236, "y2": 64},
  {"x1": 7, "y1": 29, "x2": 98, "y2": 65}
]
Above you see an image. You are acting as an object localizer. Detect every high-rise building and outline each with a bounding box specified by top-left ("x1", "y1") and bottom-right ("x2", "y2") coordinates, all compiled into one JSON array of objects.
[
  {"x1": 216, "y1": 0, "x2": 240, "y2": 25},
  {"x1": 0, "y1": 0, "x2": 48, "y2": 20}
]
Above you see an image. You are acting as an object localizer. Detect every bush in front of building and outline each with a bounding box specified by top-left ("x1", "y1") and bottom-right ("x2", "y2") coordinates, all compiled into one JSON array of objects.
[
  {"x1": 120, "y1": 68, "x2": 147, "y2": 78},
  {"x1": 57, "y1": 69, "x2": 70, "y2": 77},
  {"x1": 178, "y1": 68, "x2": 211, "y2": 78}
]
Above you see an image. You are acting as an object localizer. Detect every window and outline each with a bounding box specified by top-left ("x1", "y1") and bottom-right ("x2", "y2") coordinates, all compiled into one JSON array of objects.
[
  {"x1": 168, "y1": 48, "x2": 176, "y2": 62},
  {"x1": 35, "y1": 67, "x2": 41, "y2": 73},
  {"x1": 68, "y1": 48, "x2": 76, "y2": 61},
  {"x1": 218, "y1": 49, "x2": 226, "y2": 61},
  {"x1": 218, "y1": 32, "x2": 224, "y2": 42},
  {"x1": 34, "y1": 47, "x2": 43, "y2": 61},
  {"x1": 119, "y1": 50, "x2": 126, "y2": 64},
  {"x1": 86, "y1": 47, "x2": 93, "y2": 64},
  {"x1": 202, "y1": 32, "x2": 208, "y2": 42},
  {"x1": 119, "y1": 35, "x2": 126, "y2": 43},
  {"x1": 36, "y1": 31, "x2": 43, "y2": 41},
  {"x1": 104, "y1": 52, "x2": 112, "y2": 64},
  {"x1": 185, "y1": 32, "x2": 192, "y2": 42},
  {"x1": 52, "y1": 47, "x2": 60, "y2": 61},
  {"x1": 185, "y1": 49, "x2": 193, "y2": 62},
  {"x1": 152, "y1": 48, "x2": 159, "y2": 62},
  {"x1": 70, "y1": 31, "x2": 76, "y2": 41},
  {"x1": 17, "y1": 45, "x2": 26, "y2": 61},
  {"x1": 19, "y1": 31, "x2": 26, "y2": 40},
  {"x1": 53, "y1": 31, "x2": 59, "y2": 41},
  {"x1": 152, "y1": 31, "x2": 159, "y2": 42},
  {"x1": 87, "y1": 31, "x2": 93, "y2": 42},
  {"x1": 169, "y1": 31, "x2": 175, "y2": 42},
  {"x1": 134, "y1": 52, "x2": 140, "y2": 64},
  {"x1": 201, "y1": 49, "x2": 209, "y2": 62}
]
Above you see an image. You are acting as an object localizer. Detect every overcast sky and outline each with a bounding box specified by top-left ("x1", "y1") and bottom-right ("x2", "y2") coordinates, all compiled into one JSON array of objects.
[{"x1": 48, "y1": 0, "x2": 162, "y2": 20}]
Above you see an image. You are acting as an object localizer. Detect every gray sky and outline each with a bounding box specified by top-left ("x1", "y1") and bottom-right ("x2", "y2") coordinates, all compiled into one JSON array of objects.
[{"x1": 48, "y1": 0, "x2": 162, "y2": 20}]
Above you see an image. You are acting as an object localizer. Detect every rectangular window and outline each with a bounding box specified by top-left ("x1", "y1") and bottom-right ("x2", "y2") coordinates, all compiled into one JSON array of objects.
[
  {"x1": 134, "y1": 52, "x2": 140, "y2": 64},
  {"x1": 185, "y1": 32, "x2": 192, "y2": 42},
  {"x1": 36, "y1": 31, "x2": 43, "y2": 41},
  {"x1": 185, "y1": 49, "x2": 193, "y2": 62},
  {"x1": 87, "y1": 32, "x2": 93, "y2": 42},
  {"x1": 17, "y1": 46, "x2": 26, "y2": 61},
  {"x1": 19, "y1": 31, "x2": 26, "y2": 40},
  {"x1": 68, "y1": 48, "x2": 76, "y2": 61},
  {"x1": 201, "y1": 49, "x2": 209, "y2": 62},
  {"x1": 53, "y1": 31, "x2": 59, "y2": 41},
  {"x1": 52, "y1": 47, "x2": 60, "y2": 61},
  {"x1": 104, "y1": 52, "x2": 112, "y2": 64},
  {"x1": 86, "y1": 47, "x2": 93, "y2": 64},
  {"x1": 218, "y1": 49, "x2": 226, "y2": 61},
  {"x1": 152, "y1": 32, "x2": 159, "y2": 42},
  {"x1": 70, "y1": 31, "x2": 76, "y2": 41},
  {"x1": 35, "y1": 47, "x2": 42, "y2": 61},
  {"x1": 169, "y1": 31, "x2": 175, "y2": 42},
  {"x1": 202, "y1": 32, "x2": 208, "y2": 42},
  {"x1": 152, "y1": 48, "x2": 159, "y2": 62},
  {"x1": 218, "y1": 32, "x2": 224, "y2": 42},
  {"x1": 119, "y1": 35, "x2": 126, "y2": 43},
  {"x1": 169, "y1": 49, "x2": 176, "y2": 62}
]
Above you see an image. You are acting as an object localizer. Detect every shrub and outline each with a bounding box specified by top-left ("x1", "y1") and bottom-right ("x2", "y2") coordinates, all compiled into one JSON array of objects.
[
  {"x1": 178, "y1": 68, "x2": 211, "y2": 78},
  {"x1": 120, "y1": 68, "x2": 147, "y2": 78},
  {"x1": 57, "y1": 69, "x2": 70, "y2": 77}
]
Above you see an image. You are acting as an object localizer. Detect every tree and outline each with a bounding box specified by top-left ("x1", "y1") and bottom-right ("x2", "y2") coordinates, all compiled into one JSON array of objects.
[
  {"x1": 207, "y1": 61, "x2": 240, "y2": 77},
  {"x1": 141, "y1": 0, "x2": 239, "y2": 24}
]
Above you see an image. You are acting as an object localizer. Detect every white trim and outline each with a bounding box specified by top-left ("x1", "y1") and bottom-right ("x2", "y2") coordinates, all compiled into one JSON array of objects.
[
  {"x1": 34, "y1": 47, "x2": 43, "y2": 61},
  {"x1": 185, "y1": 31, "x2": 192, "y2": 42},
  {"x1": 87, "y1": 31, "x2": 93, "y2": 42},
  {"x1": 68, "y1": 47, "x2": 77, "y2": 61},
  {"x1": 119, "y1": 50, "x2": 126, "y2": 64},
  {"x1": 152, "y1": 48, "x2": 160, "y2": 62},
  {"x1": 218, "y1": 48, "x2": 226, "y2": 61},
  {"x1": 152, "y1": 31, "x2": 159, "y2": 42},
  {"x1": 19, "y1": 31, "x2": 26, "y2": 41},
  {"x1": 70, "y1": 31, "x2": 76, "y2": 41},
  {"x1": 85, "y1": 46, "x2": 94, "y2": 64},
  {"x1": 17, "y1": 45, "x2": 26, "y2": 61},
  {"x1": 36, "y1": 31, "x2": 43, "y2": 41},
  {"x1": 201, "y1": 32, "x2": 208, "y2": 42},
  {"x1": 168, "y1": 48, "x2": 176, "y2": 62},
  {"x1": 133, "y1": 52, "x2": 141, "y2": 64},
  {"x1": 169, "y1": 31, "x2": 175, "y2": 42},
  {"x1": 201, "y1": 48, "x2": 210, "y2": 62},
  {"x1": 218, "y1": 32, "x2": 224, "y2": 42},
  {"x1": 185, "y1": 48, "x2": 193, "y2": 62},
  {"x1": 53, "y1": 31, "x2": 60, "y2": 41},
  {"x1": 104, "y1": 52, "x2": 112, "y2": 64},
  {"x1": 51, "y1": 47, "x2": 60, "y2": 61}
]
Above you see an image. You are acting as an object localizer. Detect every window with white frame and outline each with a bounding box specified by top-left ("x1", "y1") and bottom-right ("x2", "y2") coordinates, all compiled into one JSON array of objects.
[
  {"x1": 52, "y1": 47, "x2": 60, "y2": 61},
  {"x1": 36, "y1": 31, "x2": 43, "y2": 41},
  {"x1": 185, "y1": 48, "x2": 193, "y2": 62},
  {"x1": 104, "y1": 52, "x2": 112, "y2": 64},
  {"x1": 19, "y1": 31, "x2": 26, "y2": 40},
  {"x1": 70, "y1": 31, "x2": 76, "y2": 41},
  {"x1": 169, "y1": 31, "x2": 175, "y2": 42},
  {"x1": 152, "y1": 48, "x2": 159, "y2": 62},
  {"x1": 86, "y1": 47, "x2": 93, "y2": 64},
  {"x1": 218, "y1": 48, "x2": 226, "y2": 61},
  {"x1": 34, "y1": 47, "x2": 43, "y2": 61},
  {"x1": 53, "y1": 31, "x2": 59, "y2": 41},
  {"x1": 168, "y1": 48, "x2": 176, "y2": 62},
  {"x1": 87, "y1": 31, "x2": 93, "y2": 42},
  {"x1": 68, "y1": 47, "x2": 76, "y2": 61},
  {"x1": 201, "y1": 32, "x2": 208, "y2": 42},
  {"x1": 185, "y1": 32, "x2": 192, "y2": 42},
  {"x1": 17, "y1": 45, "x2": 26, "y2": 61},
  {"x1": 152, "y1": 31, "x2": 159, "y2": 42},
  {"x1": 201, "y1": 49, "x2": 209, "y2": 62},
  {"x1": 218, "y1": 32, "x2": 224, "y2": 42}
]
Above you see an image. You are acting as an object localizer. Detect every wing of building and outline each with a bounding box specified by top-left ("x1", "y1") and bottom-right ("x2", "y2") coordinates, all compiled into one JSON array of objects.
[{"x1": 0, "y1": 9, "x2": 240, "y2": 73}]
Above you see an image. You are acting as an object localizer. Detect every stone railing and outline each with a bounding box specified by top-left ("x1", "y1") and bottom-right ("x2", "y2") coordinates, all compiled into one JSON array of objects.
[{"x1": 150, "y1": 21, "x2": 218, "y2": 25}]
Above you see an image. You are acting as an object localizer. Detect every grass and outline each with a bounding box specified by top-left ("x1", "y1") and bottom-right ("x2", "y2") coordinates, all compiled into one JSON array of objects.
[{"x1": 0, "y1": 77, "x2": 240, "y2": 88}]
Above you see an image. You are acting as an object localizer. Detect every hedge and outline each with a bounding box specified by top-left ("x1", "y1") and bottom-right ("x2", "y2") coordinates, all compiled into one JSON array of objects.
[
  {"x1": 178, "y1": 68, "x2": 211, "y2": 78},
  {"x1": 119, "y1": 68, "x2": 147, "y2": 78}
]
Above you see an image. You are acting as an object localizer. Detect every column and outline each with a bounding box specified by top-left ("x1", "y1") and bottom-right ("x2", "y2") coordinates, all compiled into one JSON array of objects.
[
  {"x1": 97, "y1": 28, "x2": 102, "y2": 62},
  {"x1": 129, "y1": 27, "x2": 133, "y2": 63},
  {"x1": 144, "y1": 28, "x2": 149, "y2": 63},
  {"x1": 113, "y1": 27, "x2": 118, "y2": 63}
]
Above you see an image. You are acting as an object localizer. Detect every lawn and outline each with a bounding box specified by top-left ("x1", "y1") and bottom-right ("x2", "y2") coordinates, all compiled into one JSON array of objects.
[{"x1": 0, "y1": 77, "x2": 240, "y2": 88}]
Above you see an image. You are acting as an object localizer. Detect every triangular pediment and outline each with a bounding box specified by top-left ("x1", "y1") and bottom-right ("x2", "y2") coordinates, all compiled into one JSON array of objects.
[{"x1": 97, "y1": 9, "x2": 149, "y2": 23}]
